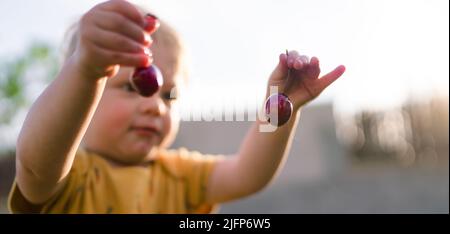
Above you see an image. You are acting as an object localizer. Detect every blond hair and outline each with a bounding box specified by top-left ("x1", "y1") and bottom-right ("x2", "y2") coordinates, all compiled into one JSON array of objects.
[{"x1": 61, "y1": 8, "x2": 189, "y2": 82}]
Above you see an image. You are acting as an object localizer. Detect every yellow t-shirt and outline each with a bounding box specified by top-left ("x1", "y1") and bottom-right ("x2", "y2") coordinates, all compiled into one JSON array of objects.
[{"x1": 8, "y1": 147, "x2": 225, "y2": 214}]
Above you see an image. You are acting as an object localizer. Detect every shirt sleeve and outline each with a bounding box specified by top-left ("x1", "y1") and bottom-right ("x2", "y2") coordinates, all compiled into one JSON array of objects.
[
  {"x1": 7, "y1": 149, "x2": 90, "y2": 214},
  {"x1": 176, "y1": 148, "x2": 225, "y2": 213}
]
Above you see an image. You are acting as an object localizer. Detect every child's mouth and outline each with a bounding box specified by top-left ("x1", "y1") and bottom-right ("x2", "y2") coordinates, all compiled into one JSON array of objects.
[{"x1": 130, "y1": 126, "x2": 160, "y2": 137}]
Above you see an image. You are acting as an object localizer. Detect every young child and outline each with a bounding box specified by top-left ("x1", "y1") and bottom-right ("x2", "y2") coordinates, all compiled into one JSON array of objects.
[{"x1": 8, "y1": 0, "x2": 345, "y2": 214}]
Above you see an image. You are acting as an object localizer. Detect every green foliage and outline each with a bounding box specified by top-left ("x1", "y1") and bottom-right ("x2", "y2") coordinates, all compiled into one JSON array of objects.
[{"x1": 0, "y1": 42, "x2": 58, "y2": 124}]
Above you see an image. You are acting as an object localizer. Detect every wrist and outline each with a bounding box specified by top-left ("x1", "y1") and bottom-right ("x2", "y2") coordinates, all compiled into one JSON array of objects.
[
  {"x1": 293, "y1": 101, "x2": 304, "y2": 112},
  {"x1": 63, "y1": 54, "x2": 108, "y2": 86},
  {"x1": 67, "y1": 50, "x2": 112, "y2": 82}
]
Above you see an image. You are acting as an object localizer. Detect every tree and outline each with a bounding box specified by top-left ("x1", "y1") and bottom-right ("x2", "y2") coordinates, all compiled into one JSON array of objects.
[{"x1": 0, "y1": 42, "x2": 58, "y2": 150}]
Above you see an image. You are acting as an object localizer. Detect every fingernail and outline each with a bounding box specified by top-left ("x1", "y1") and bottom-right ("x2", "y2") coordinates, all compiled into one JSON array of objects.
[
  {"x1": 288, "y1": 58, "x2": 293, "y2": 67},
  {"x1": 300, "y1": 56, "x2": 309, "y2": 64},
  {"x1": 146, "y1": 13, "x2": 158, "y2": 20},
  {"x1": 149, "y1": 60, "x2": 154, "y2": 67},
  {"x1": 143, "y1": 47, "x2": 152, "y2": 56},
  {"x1": 140, "y1": 54, "x2": 153, "y2": 67},
  {"x1": 143, "y1": 33, "x2": 152, "y2": 45}
]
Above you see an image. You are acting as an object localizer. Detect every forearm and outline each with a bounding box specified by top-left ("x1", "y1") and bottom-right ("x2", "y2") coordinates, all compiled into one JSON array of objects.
[
  {"x1": 235, "y1": 107, "x2": 301, "y2": 194},
  {"x1": 207, "y1": 51, "x2": 345, "y2": 203},
  {"x1": 16, "y1": 56, "x2": 106, "y2": 183}
]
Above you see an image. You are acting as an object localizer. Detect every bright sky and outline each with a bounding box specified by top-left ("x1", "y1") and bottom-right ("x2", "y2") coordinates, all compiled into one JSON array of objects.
[{"x1": 0, "y1": 0, "x2": 448, "y2": 117}]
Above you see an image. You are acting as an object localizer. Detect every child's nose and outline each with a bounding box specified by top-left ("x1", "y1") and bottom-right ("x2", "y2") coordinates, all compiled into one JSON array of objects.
[{"x1": 138, "y1": 94, "x2": 167, "y2": 116}]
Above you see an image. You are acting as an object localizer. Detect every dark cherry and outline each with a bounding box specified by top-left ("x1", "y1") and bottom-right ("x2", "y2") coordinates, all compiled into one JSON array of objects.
[
  {"x1": 264, "y1": 50, "x2": 295, "y2": 127},
  {"x1": 265, "y1": 93, "x2": 293, "y2": 127},
  {"x1": 129, "y1": 13, "x2": 163, "y2": 97},
  {"x1": 130, "y1": 65, "x2": 163, "y2": 97}
]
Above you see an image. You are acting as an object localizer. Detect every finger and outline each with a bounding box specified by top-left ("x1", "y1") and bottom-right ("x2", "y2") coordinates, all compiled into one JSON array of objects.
[
  {"x1": 99, "y1": 0, "x2": 145, "y2": 28},
  {"x1": 287, "y1": 50, "x2": 300, "y2": 68},
  {"x1": 90, "y1": 28, "x2": 149, "y2": 55},
  {"x1": 95, "y1": 11, "x2": 152, "y2": 46},
  {"x1": 318, "y1": 65, "x2": 346, "y2": 90},
  {"x1": 306, "y1": 56, "x2": 320, "y2": 78},
  {"x1": 288, "y1": 51, "x2": 310, "y2": 70},
  {"x1": 91, "y1": 44, "x2": 152, "y2": 68},
  {"x1": 270, "y1": 53, "x2": 289, "y2": 81},
  {"x1": 299, "y1": 55, "x2": 310, "y2": 64},
  {"x1": 144, "y1": 14, "x2": 161, "y2": 34},
  {"x1": 310, "y1": 56, "x2": 319, "y2": 67},
  {"x1": 293, "y1": 58, "x2": 304, "y2": 70}
]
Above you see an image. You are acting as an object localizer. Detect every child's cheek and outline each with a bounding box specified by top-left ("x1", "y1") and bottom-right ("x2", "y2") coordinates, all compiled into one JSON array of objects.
[
  {"x1": 160, "y1": 107, "x2": 180, "y2": 148},
  {"x1": 100, "y1": 98, "x2": 135, "y2": 132}
]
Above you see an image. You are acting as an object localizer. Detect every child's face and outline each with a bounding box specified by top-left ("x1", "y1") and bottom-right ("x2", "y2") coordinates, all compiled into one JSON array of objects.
[{"x1": 82, "y1": 45, "x2": 182, "y2": 165}]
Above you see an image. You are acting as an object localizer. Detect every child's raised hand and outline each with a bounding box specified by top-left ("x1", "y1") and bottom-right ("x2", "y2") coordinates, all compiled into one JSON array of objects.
[
  {"x1": 72, "y1": 0, "x2": 154, "y2": 80},
  {"x1": 268, "y1": 50, "x2": 346, "y2": 110}
]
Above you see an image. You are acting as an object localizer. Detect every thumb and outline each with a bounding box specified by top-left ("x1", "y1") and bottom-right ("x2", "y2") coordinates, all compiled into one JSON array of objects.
[{"x1": 105, "y1": 65, "x2": 120, "y2": 78}]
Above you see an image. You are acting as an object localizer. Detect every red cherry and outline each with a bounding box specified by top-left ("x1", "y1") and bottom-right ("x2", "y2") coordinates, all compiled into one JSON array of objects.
[
  {"x1": 265, "y1": 93, "x2": 293, "y2": 126},
  {"x1": 130, "y1": 65, "x2": 163, "y2": 97},
  {"x1": 144, "y1": 14, "x2": 160, "y2": 34}
]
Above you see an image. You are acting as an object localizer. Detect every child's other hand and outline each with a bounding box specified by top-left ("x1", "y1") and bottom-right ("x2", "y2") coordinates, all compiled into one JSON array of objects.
[
  {"x1": 268, "y1": 50, "x2": 346, "y2": 110},
  {"x1": 72, "y1": 0, "x2": 154, "y2": 80}
]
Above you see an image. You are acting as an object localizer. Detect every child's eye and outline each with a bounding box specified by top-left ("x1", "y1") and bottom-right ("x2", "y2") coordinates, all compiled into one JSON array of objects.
[
  {"x1": 162, "y1": 91, "x2": 177, "y2": 101},
  {"x1": 122, "y1": 83, "x2": 136, "y2": 93}
]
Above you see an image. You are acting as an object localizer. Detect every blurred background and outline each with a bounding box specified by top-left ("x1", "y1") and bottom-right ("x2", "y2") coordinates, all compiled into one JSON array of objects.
[{"x1": 0, "y1": 0, "x2": 448, "y2": 213}]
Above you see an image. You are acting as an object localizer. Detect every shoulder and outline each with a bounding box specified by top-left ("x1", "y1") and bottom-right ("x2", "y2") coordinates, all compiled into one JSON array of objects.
[{"x1": 71, "y1": 147, "x2": 96, "y2": 174}]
